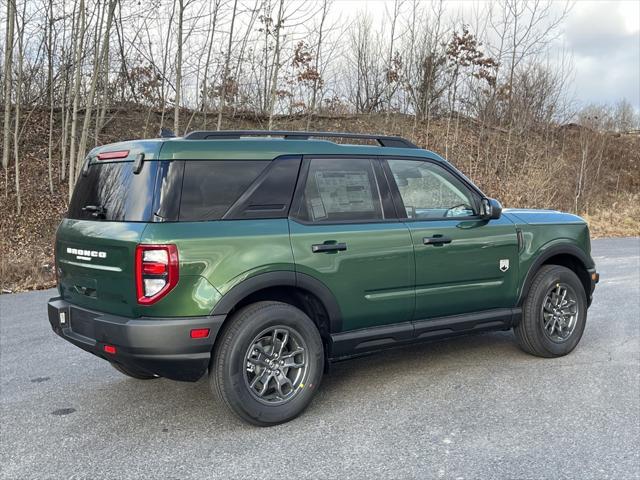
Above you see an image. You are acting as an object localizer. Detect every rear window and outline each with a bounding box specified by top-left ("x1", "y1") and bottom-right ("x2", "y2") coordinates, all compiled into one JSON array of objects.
[
  {"x1": 179, "y1": 161, "x2": 269, "y2": 221},
  {"x1": 68, "y1": 161, "x2": 158, "y2": 221}
]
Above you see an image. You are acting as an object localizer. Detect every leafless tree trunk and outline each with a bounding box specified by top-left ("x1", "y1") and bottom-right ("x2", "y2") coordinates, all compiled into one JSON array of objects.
[
  {"x1": 384, "y1": 0, "x2": 401, "y2": 123},
  {"x1": 266, "y1": 0, "x2": 285, "y2": 130},
  {"x1": 13, "y1": 0, "x2": 26, "y2": 214},
  {"x1": 46, "y1": 0, "x2": 56, "y2": 195},
  {"x1": 217, "y1": 0, "x2": 238, "y2": 131},
  {"x1": 95, "y1": 6, "x2": 113, "y2": 144},
  {"x1": 174, "y1": 0, "x2": 186, "y2": 134},
  {"x1": 201, "y1": 0, "x2": 222, "y2": 129},
  {"x1": 306, "y1": 0, "x2": 329, "y2": 130},
  {"x1": 2, "y1": 0, "x2": 16, "y2": 187},
  {"x1": 77, "y1": 0, "x2": 117, "y2": 165},
  {"x1": 68, "y1": 0, "x2": 86, "y2": 198}
]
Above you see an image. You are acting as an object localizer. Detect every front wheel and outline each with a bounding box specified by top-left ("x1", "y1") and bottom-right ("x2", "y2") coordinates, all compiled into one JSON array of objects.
[
  {"x1": 210, "y1": 301, "x2": 324, "y2": 426},
  {"x1": 514, "y1": 265, "x2": 588, "y2": 358}
]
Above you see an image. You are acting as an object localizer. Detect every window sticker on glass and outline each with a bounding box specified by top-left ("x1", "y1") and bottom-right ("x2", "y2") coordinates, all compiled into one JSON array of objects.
[
  {"x1": 310, "y1": 197, "x2": 327, "y2": 221},
  {"x1": 314, "y1": 170, "x2": 375, "y2": 214}
]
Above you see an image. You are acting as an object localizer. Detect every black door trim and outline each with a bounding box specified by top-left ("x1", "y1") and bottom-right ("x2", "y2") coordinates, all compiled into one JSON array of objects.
[{"x1": 330, "y1": 307, "x2": 520, "y2": 358}]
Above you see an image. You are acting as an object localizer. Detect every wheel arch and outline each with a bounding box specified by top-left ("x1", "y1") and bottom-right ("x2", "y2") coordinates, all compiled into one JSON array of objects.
[
  {"x1": 210, "y1": 271, "x2": 343, "y2": 339},
  {"x1": 517, "y1": 243, "x2": 592, "y2": 307}
]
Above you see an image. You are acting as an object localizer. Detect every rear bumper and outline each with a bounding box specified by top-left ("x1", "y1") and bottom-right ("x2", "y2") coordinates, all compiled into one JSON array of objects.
[{"x1": 47, "y1": 297, "x2": 225, "y2": 381}]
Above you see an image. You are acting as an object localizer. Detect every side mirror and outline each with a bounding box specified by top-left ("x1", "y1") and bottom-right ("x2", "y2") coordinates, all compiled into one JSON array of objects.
[{"x1": 480, "y1": 197, "x2": 502, "y2": 220}]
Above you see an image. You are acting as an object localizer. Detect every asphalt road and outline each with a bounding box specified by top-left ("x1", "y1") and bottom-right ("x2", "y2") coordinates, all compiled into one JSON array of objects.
[{"x1": 1, "y1": 238, "x2": 639, "y2": 480}]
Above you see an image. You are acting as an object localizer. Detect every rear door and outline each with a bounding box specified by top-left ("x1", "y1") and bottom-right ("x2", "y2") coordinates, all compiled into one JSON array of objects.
[
  {"x1": 289, "y1": 156, "x2": 414, "y2": 332},
  {"x1": 383, "y1": 157, "x2": 519, "y2": 320}
]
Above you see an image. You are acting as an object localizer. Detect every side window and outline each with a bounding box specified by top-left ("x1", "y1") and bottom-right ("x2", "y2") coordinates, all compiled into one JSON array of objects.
[
  {"x1": 295, "y1": 158, "x2": 384, "y2": 222},
  {"x1": 387, "y1": 159, "x2": 478, "y2": 219},
  {"x1": 179, "y1": 160, "x2": 268, "y2": 221},
  {"x1": 224, "y1": 157, "x2": 301, "y2": 219}
]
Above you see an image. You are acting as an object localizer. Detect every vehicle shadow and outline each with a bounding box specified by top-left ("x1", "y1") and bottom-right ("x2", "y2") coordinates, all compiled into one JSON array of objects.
[{"x1": 75, "y1": 330, "x2": 525, "y2": 433}]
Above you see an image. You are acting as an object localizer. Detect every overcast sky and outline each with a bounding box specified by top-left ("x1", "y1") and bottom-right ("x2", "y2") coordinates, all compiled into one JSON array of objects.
[
  {"x1": 563, "y1": 1, "x2": 639, "y2": 109},
  {"x1": 333, "y1": 0, "x2": 640, "y2": 111}
]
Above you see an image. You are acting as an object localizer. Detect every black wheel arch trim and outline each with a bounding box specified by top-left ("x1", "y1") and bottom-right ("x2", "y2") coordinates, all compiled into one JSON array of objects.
[
  {"x1": 209, "y1": 271, "x2": 343, "y2": 333},
  {"x1": 517, "y1": 243, "x2": 593, "y2": 306}
]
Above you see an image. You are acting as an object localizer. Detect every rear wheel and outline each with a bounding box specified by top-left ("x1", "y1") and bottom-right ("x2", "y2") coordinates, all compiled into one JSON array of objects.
[
  {"x1": 111, "y1": 362, "x2": 158, "y2": 380},
  {"x1": 514, "y1": 265, "x2": 587, "y2": 357},
  {"x1": 210, "y1": 301, "x2": 324, "y2": 426}
]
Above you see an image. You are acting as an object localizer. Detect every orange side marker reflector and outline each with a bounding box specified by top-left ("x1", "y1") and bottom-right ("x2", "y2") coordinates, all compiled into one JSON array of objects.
[{"x1": 190, "y1": 328, "x2": 210, "y2": 339}]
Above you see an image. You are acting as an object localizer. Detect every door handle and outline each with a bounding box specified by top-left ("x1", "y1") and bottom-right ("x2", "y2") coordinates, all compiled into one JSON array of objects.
[
  {"x1": 423, "y1": 235, "x2": 452, "y2": 246},
  {"x1": 311, "y1": 242, "x2": 347, "y2": 253}
]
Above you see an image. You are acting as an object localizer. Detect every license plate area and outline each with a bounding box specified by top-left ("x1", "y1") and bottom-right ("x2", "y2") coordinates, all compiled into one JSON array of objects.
[{"x1": 69, "y1": 308, "x2": 96, "y2": 340}]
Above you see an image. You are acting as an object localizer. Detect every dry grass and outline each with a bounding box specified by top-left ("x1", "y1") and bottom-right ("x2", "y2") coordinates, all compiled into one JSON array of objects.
[
  {"x1": 582, "y1": 194, "x2": 640, "y2": 238},
  {"x1": 0, "y1": 254, "x2": 56, "y2": 293},
  {"x1": 0, "y1": 109, "x2": 638, "y2": 293}
]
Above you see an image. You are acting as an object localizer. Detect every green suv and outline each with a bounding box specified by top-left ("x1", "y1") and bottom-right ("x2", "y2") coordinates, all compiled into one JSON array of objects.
[{"x1": 48, "y1": 130, "x2": 599, "y2": 425}]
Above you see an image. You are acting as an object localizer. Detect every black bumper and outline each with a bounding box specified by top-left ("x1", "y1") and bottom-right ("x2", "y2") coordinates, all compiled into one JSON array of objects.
[{"x1": 47, "y1": 297, "x2": 225, "y2": 381}]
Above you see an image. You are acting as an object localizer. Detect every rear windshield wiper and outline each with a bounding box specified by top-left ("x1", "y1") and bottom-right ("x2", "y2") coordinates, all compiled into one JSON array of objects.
[{"x1": 82, "y1": 205, "x2": 107, "y2": 219}]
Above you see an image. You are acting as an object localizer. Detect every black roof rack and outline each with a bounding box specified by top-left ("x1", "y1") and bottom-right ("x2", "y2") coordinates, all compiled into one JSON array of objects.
[{"x1": 183, "y1": 130, "x2": 418, "y2": 149}]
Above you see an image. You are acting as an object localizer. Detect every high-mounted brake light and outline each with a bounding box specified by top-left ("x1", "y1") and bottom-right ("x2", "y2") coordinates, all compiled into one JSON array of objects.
[
  {"x1": 97, "y1": 150, "x2": 129, "y2": 160},
  {"x1": 135, "y1": 244, "x2": 179, "y2": 305}
]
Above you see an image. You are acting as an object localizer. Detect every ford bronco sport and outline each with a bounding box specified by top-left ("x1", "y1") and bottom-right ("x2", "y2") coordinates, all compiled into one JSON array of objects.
[{"x1": 48, "y1": 130, "x2": 599, "y2": 425}]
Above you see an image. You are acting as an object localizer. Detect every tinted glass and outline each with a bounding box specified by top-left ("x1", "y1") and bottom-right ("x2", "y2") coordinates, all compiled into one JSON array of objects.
[
  {"x1": 152, "y1": 160, "x2": 185, "y2": 221},
  {"x1": 297, "y1": 158, "x2": 384, "y2": 222},
  {"x1": 68, "y1": 161, "x2": 157, "y2": 221},
  {"x1": 387, "y1": 159, "x2": 477, "y2": 219},
  {"x1": 225, "y1": 157, "x2": 301, "y2": 219},
  {"x1": 179, "y1": 160, "x2": 268, "y2": 221}
]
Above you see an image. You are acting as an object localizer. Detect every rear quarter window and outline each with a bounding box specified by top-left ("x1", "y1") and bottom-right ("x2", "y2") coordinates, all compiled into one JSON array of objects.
[{"x1": 179, "y1": 161, "x2": 269, "y2": 221}]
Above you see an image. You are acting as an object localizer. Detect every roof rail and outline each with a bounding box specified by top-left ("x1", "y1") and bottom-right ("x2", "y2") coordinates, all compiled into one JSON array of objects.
[{"x1": 183, "y1": 130, "x2": 418, "y2": 149}]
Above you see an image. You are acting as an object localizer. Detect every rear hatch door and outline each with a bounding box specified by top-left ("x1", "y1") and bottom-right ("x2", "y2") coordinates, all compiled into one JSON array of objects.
[{"x1": 57, "y1": 141, "x2": 167, "y2": 317}]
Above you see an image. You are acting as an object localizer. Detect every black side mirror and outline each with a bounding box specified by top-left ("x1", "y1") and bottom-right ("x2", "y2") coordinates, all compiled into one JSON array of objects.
[{"x1": 480, "y1": 197, "x2": 502, "y2": 220}]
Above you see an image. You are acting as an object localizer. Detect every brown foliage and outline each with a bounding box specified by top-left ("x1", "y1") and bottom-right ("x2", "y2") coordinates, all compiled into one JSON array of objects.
[{"x1": 0, "y1": 107, "x2": 637, "y2": 292}]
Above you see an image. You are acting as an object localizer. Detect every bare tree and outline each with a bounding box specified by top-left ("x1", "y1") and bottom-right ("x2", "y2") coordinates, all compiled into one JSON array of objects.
[
  {"x1": 13, "y1": 0, "x2": 27, "y2": 213},
  {"x1": 46, "y1": 0, "x2": 55, "y2": 194},
  {"x1": 217, "y1": 0, "x2": 238, "y2": 130},
  {"x1": 68, "y1": 0, "x2": 86, "y2": 197},
  {"x1": 2, "y1": 0, "x2": 16, "y2": 185},
  {"x1": 200, "y1": 0, "x2": 222, "y2": 128},
  {"x1": 305, "y1": 0, "x2": 329, "y2": 130},
  {"x1": 266, "y1": 0, "x2": 284, "y2": 130},
  {"x1": 77, "y1": 0, "x2": 117, "y2": 164},
  {"x1": 173, "y1": 0, "x2": 185, "y2": 134}
]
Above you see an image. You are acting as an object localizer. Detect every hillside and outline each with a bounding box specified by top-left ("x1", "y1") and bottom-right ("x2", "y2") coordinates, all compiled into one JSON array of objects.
[{"x1": 1, "y1": 108, "x2": 638, "y2": 292}]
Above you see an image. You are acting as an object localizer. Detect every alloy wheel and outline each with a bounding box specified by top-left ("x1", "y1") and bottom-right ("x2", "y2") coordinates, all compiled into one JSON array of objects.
[
  {"x1": 243, "y1": 326, "x2": 309, "y2": 405},
  {"x1": 541, "y1": 282, "x2": 579, "y2": 343}
]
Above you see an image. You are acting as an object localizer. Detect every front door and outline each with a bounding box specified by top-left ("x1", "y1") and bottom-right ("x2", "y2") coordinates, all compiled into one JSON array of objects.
[
  {"x1": 384, "y1": 158, "x2": 519, "y2": 320},
  {"x1": 289, "y1": 157, "x2": 414, "y2": 331}
]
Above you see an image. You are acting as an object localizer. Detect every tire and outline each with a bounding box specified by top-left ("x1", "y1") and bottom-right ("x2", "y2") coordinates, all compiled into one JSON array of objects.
[
  {"x1": 210, "y1": 301, "x2": 324, "y2": 426},
  {"x1": 111, "y1": 362, "x2": 158, "y2": 380},
  {"x1": 514, "y1": 265, "x2": 587, "y2": 358}
]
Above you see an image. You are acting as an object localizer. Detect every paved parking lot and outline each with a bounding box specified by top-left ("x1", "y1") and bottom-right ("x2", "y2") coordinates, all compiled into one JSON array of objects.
[{"x1": 1, "y1": 237, "x2": 639, "y2": 479}]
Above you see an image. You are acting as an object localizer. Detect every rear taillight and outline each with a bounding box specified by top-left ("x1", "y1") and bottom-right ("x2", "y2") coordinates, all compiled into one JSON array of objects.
[{"x1": 135, "y1": 244, "x2": 179, "y2": 305}]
